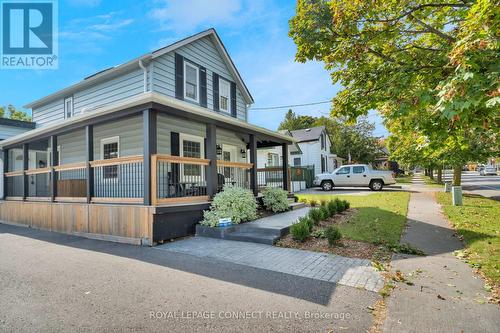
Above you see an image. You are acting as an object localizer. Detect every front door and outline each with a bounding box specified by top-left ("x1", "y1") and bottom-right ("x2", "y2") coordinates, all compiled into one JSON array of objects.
[{"x1": 221, "y1": 144, "x2": 237, "y2": 185}]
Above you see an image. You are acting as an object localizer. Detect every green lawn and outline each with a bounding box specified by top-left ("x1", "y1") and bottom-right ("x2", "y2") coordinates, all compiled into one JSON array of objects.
[
  {"x1": 436, "y1": 193, "x2": 500, "y2": 286},
  {"x1": 297, "y1": 192, "x2": 410, "y2": 245},
  {"x1": 395, "y1": 175, "x2": 414, "y2": 184},
  {"x1": 423, "y1": 176, "x2": 444, "y2": 187}
]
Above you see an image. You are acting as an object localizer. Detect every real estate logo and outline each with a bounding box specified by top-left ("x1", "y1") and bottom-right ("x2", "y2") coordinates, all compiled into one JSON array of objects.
[{"x1": 1, "y1": 0, "x2": 58, "y2": 69}]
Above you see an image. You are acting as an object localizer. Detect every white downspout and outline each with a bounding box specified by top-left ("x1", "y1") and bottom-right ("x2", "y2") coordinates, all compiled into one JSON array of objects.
[{"x1": 138, "y1": 59, "x2": 147, "y2": 93}]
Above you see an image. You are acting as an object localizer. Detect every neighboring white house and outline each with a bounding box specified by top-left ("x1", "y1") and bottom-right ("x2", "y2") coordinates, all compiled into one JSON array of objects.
[
  {"x1": 257, "y1": 126, "x2": 343, "y2": 176},
  {"x1": 0, "y1": 118, "x2": 36, "y2": 198}
]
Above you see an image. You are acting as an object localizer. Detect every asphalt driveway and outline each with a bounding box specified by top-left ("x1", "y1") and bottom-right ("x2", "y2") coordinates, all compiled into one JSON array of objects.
[{"x1": 0, "y1": 223, "x2": 379, "y2": 332}]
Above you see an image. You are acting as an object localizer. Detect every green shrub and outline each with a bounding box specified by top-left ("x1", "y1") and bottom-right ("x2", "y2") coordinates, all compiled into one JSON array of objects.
[
  {"x1": 290, "y1": 220, "x2": 310, "y2": 242},
  {"x1": 335, "y1": 198, "x2": 346, "y2": 212},
  {"x1": 327, "y1": 200, "x2": 338, "y2": 216},
  {"x1": 308, "y1": 199, "x2": 318, "y2": 207},
  {"x1": 298, "y1": 197, "x2": 308, "y2": 204},
  {"x1": 297, "y1": 216, "x2": 314, "y2": 231},
  {"x1": 319, "y1": 205, "x2": 330, "y2": 220},
  {"x1": 325, "y1": 225, "x2": 342, "y2": 246},
  {"x1": 308, "y1": 208, "x2": 322, "y2": 225},
  {"x1": 200, "y1": 185, "x2": 257, "y2": 226},
  {"x1": 320, "y1": 199, "x2": 328, "y2": 206},
  {"x1": 262, "y1": 187, "x2": 289, "y2": 212},
  {"x1": 311, "y1": 229, "x2": 326, "y2": 238},
  {"x1": 343, "y1": 200, "x2": 350, "y2": 210}
]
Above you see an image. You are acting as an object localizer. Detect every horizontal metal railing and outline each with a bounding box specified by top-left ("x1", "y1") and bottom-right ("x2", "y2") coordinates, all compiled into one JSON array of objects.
[{"x1": 152, "y1": 154, "x2": 210, "y2": 205}]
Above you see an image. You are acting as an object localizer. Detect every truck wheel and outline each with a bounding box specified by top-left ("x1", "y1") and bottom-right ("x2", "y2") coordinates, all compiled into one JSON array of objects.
[
  {"x1": 370, "y1": 180, "x2": 384, "y2": 191},
  {"x1": 321, "y1": 180, "x2": 334, "y2": 191}
]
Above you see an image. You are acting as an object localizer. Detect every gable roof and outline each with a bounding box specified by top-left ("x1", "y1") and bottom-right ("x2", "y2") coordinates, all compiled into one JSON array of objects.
[
  {"x1": 289, "y1": 126, "x2": 326, "y2": 142},
  {"x1": 25, "y1": 28, "x2": 253, "y2": 109}
]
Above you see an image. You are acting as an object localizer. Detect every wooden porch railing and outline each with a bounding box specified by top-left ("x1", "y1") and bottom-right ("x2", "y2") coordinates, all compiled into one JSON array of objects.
[
  {"x1": 54, "y1": 162, "x2": 87, "y2": 202},
  {"x1": 152, "y1": 154, "x2": 210, "y2": 206},
  {"x1": 257, "y1": 166, "x2": 291, "y2": 190},
  {"x1": 4, "y1": 170, "x2": 24, "y2": 200}
]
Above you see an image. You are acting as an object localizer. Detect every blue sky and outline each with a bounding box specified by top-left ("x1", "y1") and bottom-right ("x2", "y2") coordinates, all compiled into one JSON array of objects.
[{"x1": 0, "y1": 0, "x2": 388, "y2": 136}]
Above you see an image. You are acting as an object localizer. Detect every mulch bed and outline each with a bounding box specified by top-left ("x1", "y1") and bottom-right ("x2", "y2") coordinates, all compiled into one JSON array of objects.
[{"x1": 276, "y1": 208, "x2": 392, "y2": 262}]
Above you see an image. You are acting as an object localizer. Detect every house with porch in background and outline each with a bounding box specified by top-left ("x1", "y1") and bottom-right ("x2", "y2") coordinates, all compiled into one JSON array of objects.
[{"x1": 0, "y1": 28, "x2": 294, "y2": 245}]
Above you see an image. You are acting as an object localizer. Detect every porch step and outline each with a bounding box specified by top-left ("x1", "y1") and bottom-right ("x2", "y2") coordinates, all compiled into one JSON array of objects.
[
  {"x1": 289, "y1": 202, "x2": 306, "y2": 210},
  {"x1": 224, "y1": 231, "x2": 278, "y2": 245}
]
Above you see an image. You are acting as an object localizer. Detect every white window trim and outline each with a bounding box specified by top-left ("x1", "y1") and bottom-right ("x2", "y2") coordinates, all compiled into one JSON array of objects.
[
  {"x1": 218, "y1": 77, "x2": 231, "y2": 113},
  {"x1": 100, "y1": 136, "x2": 120, "y2": 181},
  {"x1": 64, "y1": 96, "x2": 74, "y2": 119},
  {"x1": 183, "y1": 61, "x2": 199, "y2": 103},
  {"x1": 179, "y1": 133, "x2": 205, "y2": 180}
]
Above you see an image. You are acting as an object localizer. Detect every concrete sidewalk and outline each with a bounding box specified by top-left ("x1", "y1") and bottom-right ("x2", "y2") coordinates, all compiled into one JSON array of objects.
[{"x1": 383, "y1": 175, "x2": 500, "y2": 332}]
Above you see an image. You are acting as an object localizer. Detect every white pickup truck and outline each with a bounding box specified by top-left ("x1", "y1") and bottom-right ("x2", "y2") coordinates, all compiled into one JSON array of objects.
[{"x1": 313, "y1": 164, "x2": 396, "y2": 191}]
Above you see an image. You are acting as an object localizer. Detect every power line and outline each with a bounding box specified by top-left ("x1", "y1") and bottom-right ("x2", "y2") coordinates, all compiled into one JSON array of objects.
[{"x1": 250, "y1": 100, "x2": 331, "y2": 110}]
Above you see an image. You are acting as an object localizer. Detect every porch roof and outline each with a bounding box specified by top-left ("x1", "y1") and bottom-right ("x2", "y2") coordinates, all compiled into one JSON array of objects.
[{"x1": 0, "y1": 92, "x2": 295, "y2": 149}]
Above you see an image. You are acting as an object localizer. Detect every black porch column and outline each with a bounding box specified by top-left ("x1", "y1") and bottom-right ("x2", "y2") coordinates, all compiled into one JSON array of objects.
[
  {"x1": 2, "y1": 149, "x2": 8, "y2": 200},
  {"x1": 281, "y1": 143, "x2": 289, "y2": 192},
  {"x1": 249, "y1": 134, "x2": 258, "y2": 196},
  {"x1": 206, "y1": 123, "x2": 218, "y2": 197},
  {"x1": 22, "y1": 143, "x2": 29, "y2": 200},
  {"x1": 143, "y1": 109, "x2": 157, "y2": 205},
  {"x1": 49, "y1": 135, "x2": 58, "y2": 201},
  {"x1": 85, "y1": 125, "x2": 94, "y2": 203}
]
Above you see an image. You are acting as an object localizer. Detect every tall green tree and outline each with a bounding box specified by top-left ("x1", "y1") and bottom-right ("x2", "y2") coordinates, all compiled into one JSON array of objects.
[
  {"x1": 4, "y1": 105, "x2": 32, "y2": 121},
  {"x1": 314, "y1": 116, "x2": 380, "y2": 164},
  {"x1": 289, "y1": 0, "x2": 499, "y2": 185},
  {"x1": 278, "y1": 109, "x2": 316, "y2": 131}
]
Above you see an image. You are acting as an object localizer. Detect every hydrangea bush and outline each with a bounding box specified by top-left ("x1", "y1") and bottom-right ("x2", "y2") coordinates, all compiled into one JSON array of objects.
[
  {"x1": 200, "y1": 185, "x2": 258, "y2": 227},
  {"x1": 262, "y1": 187, "x2": 289, "y2": 213}
]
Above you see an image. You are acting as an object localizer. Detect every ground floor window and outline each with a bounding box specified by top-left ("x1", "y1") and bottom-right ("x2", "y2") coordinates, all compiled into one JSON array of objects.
[
  {"x1": 267, "y1": 153, "x2": 280, "y2": 167},
  {"x1": 101, "y1": 137, "x2": 119, "y2": 179},
  {"x1": 293, "y1": 157, "x2": 301, "y2": 166}
]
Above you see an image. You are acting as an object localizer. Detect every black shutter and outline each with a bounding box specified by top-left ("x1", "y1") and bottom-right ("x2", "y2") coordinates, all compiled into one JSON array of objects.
[
  {"x1": 230, "y1": 82, "x2": 237, "y2": 118},
  {"x1": 174, "y1": 53, "x2": 184, "y2": 100},
  {"x1": 171, "y1": 132, "x2": 180, "y2": 186},
  {"x1": 213, "y1": 73, "x2": 219, "y2": 111},
  {"x1": 199, "y1": 66, "x2": 207, "y2": 107}
]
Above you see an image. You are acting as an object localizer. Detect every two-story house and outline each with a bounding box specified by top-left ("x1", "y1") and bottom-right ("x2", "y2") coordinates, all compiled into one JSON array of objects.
[
  {"x1": 257, "y1": 126, "x2": 343, "y2": 176},
  {"x1": 0, "y1": 29, "x2": 294, "y2": 245}
]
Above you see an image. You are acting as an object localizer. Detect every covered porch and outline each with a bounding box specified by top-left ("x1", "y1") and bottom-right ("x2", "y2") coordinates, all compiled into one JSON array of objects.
[{"x1": 0, "y1": 93, "x2": 294, "y2": 244}]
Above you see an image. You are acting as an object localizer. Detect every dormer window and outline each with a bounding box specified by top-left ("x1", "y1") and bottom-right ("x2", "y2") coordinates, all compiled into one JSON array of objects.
[
  {"x1": 184, "y1": 61, "x2": 199, "y2": 102},
  {"x1": 219, "y1": 77, "x2": 230, "y2": 113},
  {"x1": 64, "y1": 97, "x2": 73, "y2": 118}
]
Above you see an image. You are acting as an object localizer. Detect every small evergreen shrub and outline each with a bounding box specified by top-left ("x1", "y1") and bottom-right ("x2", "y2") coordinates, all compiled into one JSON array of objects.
[
  {"x1": 200, "y1": 185, "x2": 257, "y2": 227},
  {"x1": 297, "y1": 216, "x2": 314, "y2": 231},
  {"x1": 308, "y1": 199, "x2": 318, "y2": 207},
  {"x1": 308, "y1": 208, "x2": 322, "y2": 225},
  {"x1": 320, "y1": 199, "x2": 328, "y2": 206},
  {"x1": 325, "y1": 225, "x2": 342, "y2": 246},
  {"x1": 335, "y1": 198, "x2": 346, "y2": 212},
  {"x1": 262, "y1": 187, "x2": 289, "y2": 213},
  {"x1": 343, "y1": 199, "x2": 350, "y2": 210},
  {"x1": 319, "y1": 205, "x2": 330, "y2": 220},
  {"x1": 298, "y1": 197, "x2": 308, "y2": 204},
  {"x1": 290, "y1": 220, "x2": 310, "y2": 242},
  {"x1": 327, "y1": 200, "x2": 337, "y2": 216}
]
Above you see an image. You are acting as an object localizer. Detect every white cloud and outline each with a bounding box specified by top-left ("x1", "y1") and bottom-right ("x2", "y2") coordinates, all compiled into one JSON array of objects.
[
  {"x1": 150, "y1": 0, "x2": 241, "y2": 31},
  {"x1": 60, "y1": 12, "x2": 134, "y2": 54}
]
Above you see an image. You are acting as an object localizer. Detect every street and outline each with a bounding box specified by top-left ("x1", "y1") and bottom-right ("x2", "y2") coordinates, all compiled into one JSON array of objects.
[{"x1": 444, "y1": 171, "x2": 500, "y2": 200}]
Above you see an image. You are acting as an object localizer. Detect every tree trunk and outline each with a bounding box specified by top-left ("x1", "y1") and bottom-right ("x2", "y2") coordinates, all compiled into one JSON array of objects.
[
  {"x1": 424, "y1": 169, "x2": 428, "y2": 176},
  {"x1": 453, "y1": 165, "x2": 462, "y2": 186},
  {"x1": 437, "y1": 167, "x2": 443, "y2": 184},
  {"x1": 429, "y1": 168, "x2": 434, "y2": 180}
]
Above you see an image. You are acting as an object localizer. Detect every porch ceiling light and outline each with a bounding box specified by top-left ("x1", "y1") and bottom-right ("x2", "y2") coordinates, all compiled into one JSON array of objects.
[
  {"x1": 216, "y1": 145, "x2": 223, "y2": 155},
  {"x1": 240, "y1": 149, "x2": 246, "y2": 159}
]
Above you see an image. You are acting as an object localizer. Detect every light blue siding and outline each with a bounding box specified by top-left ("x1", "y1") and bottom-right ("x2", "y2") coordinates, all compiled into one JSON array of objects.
[
  {"x1": 93, "y1": 115, "x2": 144, "y2": 159},
  {"x1": 32, "y1": 98, "x2": 64, "y2": 127},
  {"x1": 152, "y1": 36, "x2": 248, "y2": 121},
  {"x1": 0, "y1": 124, "x2": 32, "y2": 140}
]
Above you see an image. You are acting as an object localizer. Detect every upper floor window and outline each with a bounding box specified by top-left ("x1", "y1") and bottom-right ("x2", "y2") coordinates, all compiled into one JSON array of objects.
[
  {"x1": 64, "y1": 97, "x2": 73, "y2": 119},
  {"x1": 184, "y1": 61, "x2": 199, "y2": 102},
  {"x1": 219, "y1": 78, "x2": 230, "y2": 113}
]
